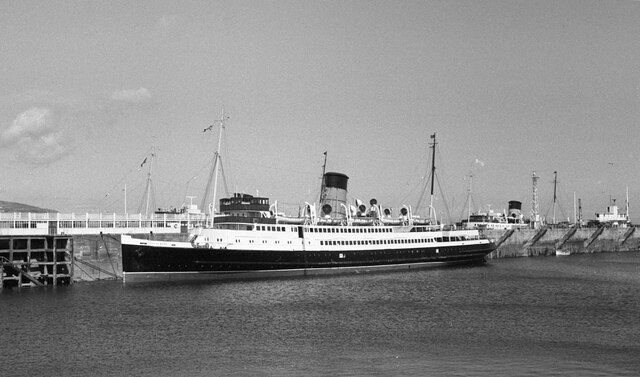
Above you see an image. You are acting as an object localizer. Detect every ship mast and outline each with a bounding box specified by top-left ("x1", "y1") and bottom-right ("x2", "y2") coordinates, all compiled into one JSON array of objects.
[
  {"x1": 201, "y1": 108, "x2": 228, "y2": 226},
  {"x1": 552, "y1": 171, "x2": 558, "y2": 225},
  {"x1": 146, "y1": 148, "x2": 155, "y2": 216},
  {"x1": 573, "y1": 191, "x2": 578, "y2": 225},
  {"x1": 626, "y1": 186, "x2": 629, "y2": 221},
  {"x1": 428, "y1": 133, "x2": 437, "y2": 223},
  {"x1": 319, "y1": 151, "x2": 328, "y2": 203},
  {"x1": 466, "y1": 173, "x2": 473, "y2": 223},
  {"x1": 140, "y1": 147, "x2": 156, "y2": 216}
]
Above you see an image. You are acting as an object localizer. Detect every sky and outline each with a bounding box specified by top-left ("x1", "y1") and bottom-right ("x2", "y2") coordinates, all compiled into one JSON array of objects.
[{"x1": 1, "y1": 0, "x2": 639, "y2": 223}]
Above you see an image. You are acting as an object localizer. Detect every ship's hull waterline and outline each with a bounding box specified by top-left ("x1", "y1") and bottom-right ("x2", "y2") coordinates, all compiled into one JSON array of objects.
[{"x1": 121, "y1": 236, "x2": 494, "y2": 283}]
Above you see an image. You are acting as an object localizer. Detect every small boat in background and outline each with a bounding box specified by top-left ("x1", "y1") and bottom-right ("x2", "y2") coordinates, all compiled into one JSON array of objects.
[{"x1": 555, "y1": 249, "x2": 571, "y2": 256}]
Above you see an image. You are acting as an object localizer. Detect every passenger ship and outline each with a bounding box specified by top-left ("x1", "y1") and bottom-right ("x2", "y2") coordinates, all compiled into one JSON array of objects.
[{"x1": 121, "y1": 172, "x2": 496, "y2": 283}]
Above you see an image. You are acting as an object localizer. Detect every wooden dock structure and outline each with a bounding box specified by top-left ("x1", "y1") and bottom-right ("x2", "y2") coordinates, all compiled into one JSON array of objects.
[{"x1": 1, "y1": 235, "x2": 73, "y2": 288}]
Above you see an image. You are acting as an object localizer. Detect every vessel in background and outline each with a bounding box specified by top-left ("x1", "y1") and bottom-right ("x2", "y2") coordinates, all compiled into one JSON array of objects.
[
  {"x1": 590, "y1": 190, "x2": 631, "y2": 228},
  {"x1": 460, "y1": 201, "x2": 528, "y2": 230}
]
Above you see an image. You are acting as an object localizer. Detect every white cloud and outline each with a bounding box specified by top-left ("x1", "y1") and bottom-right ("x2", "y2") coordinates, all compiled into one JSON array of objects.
[
  {"x1": 111, "y1": 87, "x2": 152, "y2": 103},
  {"x1": 2, "y1": 107, "x2": 53, "y2": 144},
  {"x1": 1, "y1": 107, "x2": 69, "y2": 165}
]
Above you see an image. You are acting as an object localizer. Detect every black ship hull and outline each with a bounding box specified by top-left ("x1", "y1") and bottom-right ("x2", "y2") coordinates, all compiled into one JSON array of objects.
[{"x1": 121, "y1": 241, "x2": 495, "y2": 283}]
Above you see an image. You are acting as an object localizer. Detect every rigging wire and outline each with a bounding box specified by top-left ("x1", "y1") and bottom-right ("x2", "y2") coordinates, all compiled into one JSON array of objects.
[
  {"x1": 414, "y1": 136, "x2": 454, "y2": 222},
  {"x1": 99, "y1": 180, "x2": 147, "y2": 214},
  {"x1": 180, "y1": 164, "x2": 209, "y2": 207},
  {"x1": 459, "y1": 174, "x2": 477, "y2": 220},
  {"x1": 137, "y1": 179, "x2": 156, "y2": 214},
  {"x1": 221, "y1": 119, "x2": 232, "y2": 198},
  {"x1": 544, "y1": 186, "x2": 568, "y2": 223},
  {"x1": 94, "y1": 147, "x2": 156, "y2": 212},
  {"x1": 435, "y1": 173, "x2": 453, "y2": 224},
  {"x1": 413, "y1": 137, "x2": 433, "y2": 214},
  {"x1": 72, "y1": 262, "x2": 96, "y2": 281}
]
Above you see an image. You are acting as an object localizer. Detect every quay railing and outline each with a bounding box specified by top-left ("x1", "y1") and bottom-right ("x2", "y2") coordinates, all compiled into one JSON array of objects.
[{"x1": 0, "y1": 212, "x2": 208, "y2": 236}]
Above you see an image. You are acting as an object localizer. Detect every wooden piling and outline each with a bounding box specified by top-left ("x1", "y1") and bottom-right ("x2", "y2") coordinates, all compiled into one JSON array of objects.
[{"x1": 0, "y1": 235, "x2": 73, "y2": 288}]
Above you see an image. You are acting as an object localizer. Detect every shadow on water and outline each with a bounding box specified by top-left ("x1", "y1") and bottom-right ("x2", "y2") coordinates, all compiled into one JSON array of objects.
[{"x1": 120, "y1": 258, "x2": 491, "y2": 289}]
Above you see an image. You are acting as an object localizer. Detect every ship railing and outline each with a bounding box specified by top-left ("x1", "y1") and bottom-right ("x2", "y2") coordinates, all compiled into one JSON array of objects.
[
  {"x1": 0, "y1": 212, "x2": 209, "y2": 235},
  {"x1": 0, "y1": 212, "x2": 206, "y2": 220}
]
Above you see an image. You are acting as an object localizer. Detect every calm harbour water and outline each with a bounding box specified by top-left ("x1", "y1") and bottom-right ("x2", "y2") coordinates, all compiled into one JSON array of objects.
[{"x1": 2, "y1": 251, "x2": 639, "y2": 376}]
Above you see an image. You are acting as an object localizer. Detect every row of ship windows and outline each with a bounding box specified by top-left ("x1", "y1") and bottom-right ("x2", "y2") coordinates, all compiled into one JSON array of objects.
[
  {"x1": 206, "y1": 236, "x2": 478, "y2": 245},
  {"x1": 319, "y1": 236, "x2": 477, "y2": 246},
  {"x1": 320, "y1": 239, "x2": 434, "y2": 246},
  {"x1": 240, "y1": 240, "x2": 294, "y2": 245},
  {"x1": 306, "y1": 227, "x2": 392, "y2": 234},
  {"x1": 252, "y1": 225, "x2": 405, "y2": 234},
  {"x1": 222, "y1": 224, "x2": 476, "y2": 237},
  {"x1": 207, "y1": 238, "x2": 294, "y2": 245},
  {"x1": 221, "y1": 239, "x2": 427, "y2": 246},
  {"x1": 252, "y1": 225, "x2": 394, "y2": 234},
  {"x1": 254, "y1": 225, "x2": 294, "y2": 232}
]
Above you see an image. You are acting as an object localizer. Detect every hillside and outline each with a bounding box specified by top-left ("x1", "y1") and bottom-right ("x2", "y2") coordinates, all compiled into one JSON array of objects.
[{"x1": 0, "y1": 200, "x2": 58, "y2": 213}]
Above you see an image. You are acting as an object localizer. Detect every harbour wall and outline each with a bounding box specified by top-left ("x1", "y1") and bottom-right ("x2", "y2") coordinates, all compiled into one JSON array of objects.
[
  {"x1": 486, "y1": 226, "x2": 640, "y2": 258},
  {"x1": 68, "y1": 227, "x2": 640, "y2": 281},
  {"x1": 71, "y1": 233, "x2": 182, "y2": 281}
]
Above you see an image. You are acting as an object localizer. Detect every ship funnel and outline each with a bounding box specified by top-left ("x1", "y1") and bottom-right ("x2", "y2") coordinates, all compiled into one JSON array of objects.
[
  {"x1": 321, "y1": 172, "x2": 349, "y2": 218},
  {"x1": 368, "y1": 198, "x2": 379, "y2": 217},
  {"x1": 508, "y1": 200, "x2": 522, "y2": 218}
]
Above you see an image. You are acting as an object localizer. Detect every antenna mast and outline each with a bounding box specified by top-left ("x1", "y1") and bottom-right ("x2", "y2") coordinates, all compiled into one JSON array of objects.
[
  {"x1": 578, "y1": 198, "x2": 583, "y2": 226},
  {"x1": 531, "y1": 171, "x2": 540, "y2": 229}
]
